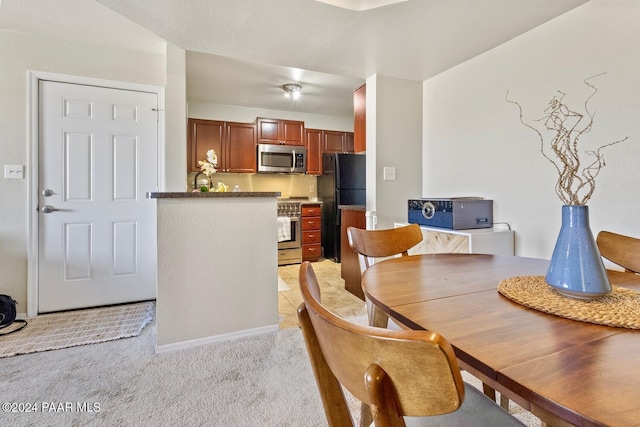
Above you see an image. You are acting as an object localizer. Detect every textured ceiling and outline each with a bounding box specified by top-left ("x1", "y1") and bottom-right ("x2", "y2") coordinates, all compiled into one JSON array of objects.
[
  {"x1": 0, "y1": 0, "x2": 166, "y2": 54},
  {"x1": 1, "y1": 0, "x2": 590, "y2": 117},
  {"x1": 93, "y1": 0, "x2": 589, "y2": 81}
]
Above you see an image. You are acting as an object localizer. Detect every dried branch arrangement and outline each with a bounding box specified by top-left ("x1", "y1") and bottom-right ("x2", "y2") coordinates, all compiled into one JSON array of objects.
[{"x1": 506, "y1": 73, "x2": 628, "y2": 205}]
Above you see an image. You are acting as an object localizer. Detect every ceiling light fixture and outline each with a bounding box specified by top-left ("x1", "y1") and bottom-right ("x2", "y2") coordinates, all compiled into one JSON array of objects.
[
  {"x1": 314, "y1": 0, "x2": 408, "y2": 11},
  {"x1": 283, "y1": 84, "x2": 302, "y2": 100}
]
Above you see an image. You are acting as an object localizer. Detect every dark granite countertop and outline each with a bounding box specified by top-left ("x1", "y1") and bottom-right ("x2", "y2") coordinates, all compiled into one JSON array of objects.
[{"x1": 147, "y1": 192, "x2": 281, "y2": 199}]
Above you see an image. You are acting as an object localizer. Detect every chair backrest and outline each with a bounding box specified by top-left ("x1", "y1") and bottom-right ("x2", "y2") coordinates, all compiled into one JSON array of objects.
[
  {"x1": 347, "y1": 223, "x2": 423, "y2": 273},
  {"x1": 596, "y1": 231, "x2": 640, "y2": 274},
  {"x1": 297, "y1": 261, "x2": 465, "y2": 427}
]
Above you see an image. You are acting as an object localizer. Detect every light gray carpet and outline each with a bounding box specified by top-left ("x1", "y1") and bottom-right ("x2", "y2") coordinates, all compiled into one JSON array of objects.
[
  {"x1": 1, "y1": 319, "x2": 329, "y2": 426},
  {"x1": 0, "y1": 318, "x2": 539, "y2": 426}
]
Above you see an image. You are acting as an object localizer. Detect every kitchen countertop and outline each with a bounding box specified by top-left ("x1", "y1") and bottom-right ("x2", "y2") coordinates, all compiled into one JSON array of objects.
[
  {"x1": 338, "y1": 205, "x2": 366, "y2": 210},
  {"x1": 147, "y1": 192, "x2": 280, "y2": 199}
]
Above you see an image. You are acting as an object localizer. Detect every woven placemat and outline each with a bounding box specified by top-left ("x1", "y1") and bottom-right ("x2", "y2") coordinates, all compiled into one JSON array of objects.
[{"x1": 497, "y1": 276, "x2": 640, "y2": 329}]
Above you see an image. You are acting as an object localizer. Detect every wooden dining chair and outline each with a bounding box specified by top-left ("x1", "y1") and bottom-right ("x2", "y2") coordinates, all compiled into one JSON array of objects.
[
  {"x1": 596, "y1": 230, "x2": 640, "y2": 274},
  {"x1": 297, "y1": 261, "x2": 524, "y2": 427},
  {"x1": 348, "y1": 224, "x2": 510, "y2": 411},
  {"x1": 347, "y1": 224, "x2": 423, "y2": 328}
]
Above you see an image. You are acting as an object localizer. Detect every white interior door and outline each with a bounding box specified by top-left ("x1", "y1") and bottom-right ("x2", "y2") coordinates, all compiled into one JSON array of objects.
[{"x1": 38, "y1": 81, "x2": 158, "y2": 313}]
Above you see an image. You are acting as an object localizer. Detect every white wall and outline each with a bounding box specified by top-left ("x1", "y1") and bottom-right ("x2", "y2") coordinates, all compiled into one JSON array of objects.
[
  {"x1": 165, "y1": 43, "x2": 187, "y2": 192},
  {"x1": 368, "y1": 75, "x2": 423, "y2": 230},
  {"x1": 422, "y1": 0, "x2": 640, "y2": 259},
  {"x1": 0, "y1": 30, "x2": 166, "y2": 309},
  {"x1": 155, "y1": 196, "x2": 278, "y2": 349},
  {"x1": 188, "y1": 101, "x2": 353, "y2": 131}
]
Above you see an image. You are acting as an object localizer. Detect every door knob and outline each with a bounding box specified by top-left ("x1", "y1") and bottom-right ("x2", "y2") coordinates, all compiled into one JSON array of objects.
[
  {"x1": 41, "y1": 205, "x2": 59, "y2": 213},
  {"x1": 42, "y1": 189, "x2": 55, "y2": 197}
]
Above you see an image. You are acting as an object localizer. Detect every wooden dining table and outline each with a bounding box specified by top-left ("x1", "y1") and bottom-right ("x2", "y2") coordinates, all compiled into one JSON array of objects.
[{"x1": 361, "y1": 253, "x2": 640, "y2": 427}]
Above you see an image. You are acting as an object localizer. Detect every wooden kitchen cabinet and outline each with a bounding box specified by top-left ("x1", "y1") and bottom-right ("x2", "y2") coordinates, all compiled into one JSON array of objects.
[
  {"x1": 305, "y1": 128, "x2": 323, "y2": 175},
  {"x1": 187, "y1": 118, "x2": 257, "y2": 173},
  {"x1": 323, "y1": 130, "x2": 355, "y2": 154},
  {"x1": 306, "y1": 128, "x2": 354, "y2": 175},
  {"x1": 301, "y1": 203, "x2": 322, "y2": 262},
  {"x1": 256, "y1": 117, "x2": 305, "y2": 146},
  {"x1": 345, "y1": 132, "x2": 354, "y2": 153},
  {"x1": 353, "y1": 84, "x2": 366, "y2": 153},
  {"x1": 187, "y1": 119, "x2": 224, "y2": 172},
  {"x1": 224, "y1": 122, "x2": 257, "y2": 173}
]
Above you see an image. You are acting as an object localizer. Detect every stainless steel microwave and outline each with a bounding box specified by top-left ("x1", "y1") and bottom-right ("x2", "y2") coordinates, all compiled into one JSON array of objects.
[{"x1": 257, "y1": 144, "x2": 306, "y2": 173}]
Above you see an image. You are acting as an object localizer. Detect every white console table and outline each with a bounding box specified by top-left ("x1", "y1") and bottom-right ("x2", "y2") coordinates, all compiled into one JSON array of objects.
[{"x1": 394, "y1": 222, "x2": 514, "y2": 256}]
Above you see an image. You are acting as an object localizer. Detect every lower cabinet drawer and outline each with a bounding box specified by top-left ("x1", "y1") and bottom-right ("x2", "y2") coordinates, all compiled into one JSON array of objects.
[
  {"x1": 302, "y1": 217, "x2": 321, "y2": 231},
  {"x1": 302, "y1": 230, "x2": 321, "y2": 244},
  {"x1": 302, "y1": 244, "x2": 321, "y2": 261}
]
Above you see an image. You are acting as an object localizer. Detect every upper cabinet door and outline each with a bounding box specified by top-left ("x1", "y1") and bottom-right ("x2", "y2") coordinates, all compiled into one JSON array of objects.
[
  {"x1": 280, "y1": 120, "x2": 304, "y2": 146},
  {"x1": 344, "y1": 132, "x2": 354, "y2": 153},
  {"x1": 187, "y1": 118, "x2": 225, "y2": 172},
  {"x1": 354, "y1": 84, "x2": 366, "y2": 153},
  {"x1": 323, "y1": 130, "x2": 355, "y2": 154},
  {"x1": 256, "y1": 118, "x2": 280, "y2": 144},
  {"x1": 305, "y1": 128, "x2": 323, "y2": 175},
  {"x1": 225, "y1": 122, "x2": 257, "y2": 173},
  {"x1": 257, "y1": 117, "x2": 305, "y2": 146},
  {"x1": 323, "y1": 130, "x2": 346, "y2": 153}
]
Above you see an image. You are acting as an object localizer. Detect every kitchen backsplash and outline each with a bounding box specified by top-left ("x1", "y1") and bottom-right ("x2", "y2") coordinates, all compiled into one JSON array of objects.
[{"x1": 187, "y1": 172, "x2": 318, "y2": 199}]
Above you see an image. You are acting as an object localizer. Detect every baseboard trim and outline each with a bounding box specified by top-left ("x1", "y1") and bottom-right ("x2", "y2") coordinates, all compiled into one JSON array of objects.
[{"x1": 154, "y1": 324, "x2": 280, "y2": 354}]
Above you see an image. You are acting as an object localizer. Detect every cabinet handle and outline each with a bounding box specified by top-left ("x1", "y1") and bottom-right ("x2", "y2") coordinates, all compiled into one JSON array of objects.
[
  {"x1": 308, "y1": 209, "x2": 316, "y2": 214},
  {"x1": 308, "y1": 221, "x2": 315, "y2": 226},
  {"x1": 308, "y1": 247, "x2": 316, "y2": 252}
]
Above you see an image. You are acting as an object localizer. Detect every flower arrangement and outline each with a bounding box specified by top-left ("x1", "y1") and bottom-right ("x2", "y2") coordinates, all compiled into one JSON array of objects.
[
  {"x1": 198, "y1": 149, "x2": 218, "y2": 176},
  {"x1": 506, "y1": 73, "x2": 629, "y2": 206},
  {"x1": 196, "y1": 149, "x2": 229, "y2": 192}
]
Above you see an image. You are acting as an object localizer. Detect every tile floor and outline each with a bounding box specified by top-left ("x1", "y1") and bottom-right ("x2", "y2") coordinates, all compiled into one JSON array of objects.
[{"x1": 277, "y1": 258, "x2": 367, "y2": 329}]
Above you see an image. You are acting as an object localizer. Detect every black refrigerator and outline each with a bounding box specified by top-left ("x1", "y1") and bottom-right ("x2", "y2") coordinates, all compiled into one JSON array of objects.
[{"x1": 317, "y1": 153, "x2": 366, "y2": 262}]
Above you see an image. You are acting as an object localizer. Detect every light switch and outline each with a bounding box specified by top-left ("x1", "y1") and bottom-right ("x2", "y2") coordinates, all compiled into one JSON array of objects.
[
  {"x1": 4, "y1": 165, "x2": 24, "y2": 179},
  {"x1": 383, "y1": 166, "x2": 396, "y2": 181}
]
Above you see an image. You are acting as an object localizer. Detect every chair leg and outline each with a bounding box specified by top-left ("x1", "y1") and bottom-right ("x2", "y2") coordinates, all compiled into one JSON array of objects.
[{"x1": 368, "y1": 303, "x2": 389, "y2": 328}]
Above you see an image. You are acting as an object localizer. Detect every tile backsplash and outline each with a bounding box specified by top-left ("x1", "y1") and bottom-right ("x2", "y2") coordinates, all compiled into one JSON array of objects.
[{"x1": 188, "y1": 172, "x2": 318, "y2": 199}]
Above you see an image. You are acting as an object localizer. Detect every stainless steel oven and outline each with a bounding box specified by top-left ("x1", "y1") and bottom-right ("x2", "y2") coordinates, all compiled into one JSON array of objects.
[{"x1": 277, "y1": 200, "x2": 302, "y2": 265}]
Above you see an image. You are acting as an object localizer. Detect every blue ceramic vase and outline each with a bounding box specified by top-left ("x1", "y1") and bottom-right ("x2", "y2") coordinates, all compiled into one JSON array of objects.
[{"x1": 545, "y1": 205, "x2": 611, "y2": 300}]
